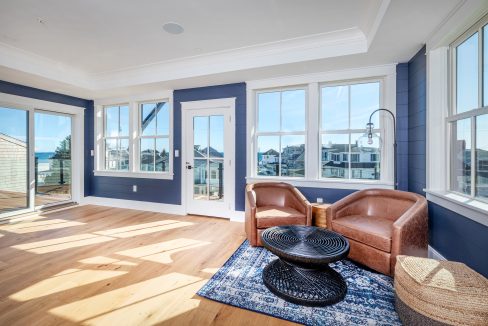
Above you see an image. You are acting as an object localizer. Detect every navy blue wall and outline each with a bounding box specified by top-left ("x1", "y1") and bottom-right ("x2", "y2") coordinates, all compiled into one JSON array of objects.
[
  {"x1": 407, "y1": 46, "x2": 427, "y2": 195},
  {"x1": 396, "y1": 63, "x2": 409, "y2": 191},
  {"x1": 89, "y1": 83, "x2": 248, "y2": 209},
  {"x1": 429, "y1": 203, "x2": 488, "y2": 277}
]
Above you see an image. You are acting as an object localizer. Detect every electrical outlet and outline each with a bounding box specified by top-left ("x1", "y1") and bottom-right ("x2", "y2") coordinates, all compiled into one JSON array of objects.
[
  {"x1": 90, "y1": 149, "x2": 94, "y2": 157},
  {"x1": 175, "y1": 149, "x2": 179, "y2": 157},
  {"x1": 316, "y1": 197, "x2": 323, "y2": 204},
  {"x1": 133, "y1": 185, "x2": 137, "y2": 192}
]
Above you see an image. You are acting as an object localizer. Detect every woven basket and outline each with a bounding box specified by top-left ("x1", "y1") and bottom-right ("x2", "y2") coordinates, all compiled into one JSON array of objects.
[{"x1": 394, "y1": 255, "x2": 488, "y2": 326}]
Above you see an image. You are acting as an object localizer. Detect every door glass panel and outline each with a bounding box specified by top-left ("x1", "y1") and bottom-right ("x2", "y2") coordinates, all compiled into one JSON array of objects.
[
  {"x1": 209, "y1": 115, "x2": 224, "y2": 158},
  {"x1": 0, "y1": 107, "x2": 29, "y2": 214},
  {"x1": 192, "y1": 115, "x2": 225, "y2": 201},
  {"x1": 194, "y1": 116, "x2": 208, "y2": 158},
  {"x1": 193, "y1": 159, "x2": 208, "y2": 200},
  {"x1": 209, "y1": 159, "x2": 224, "y2": 201},
  {"x1": 35, "y1": 112, "x2": 72, "y2": 206}
]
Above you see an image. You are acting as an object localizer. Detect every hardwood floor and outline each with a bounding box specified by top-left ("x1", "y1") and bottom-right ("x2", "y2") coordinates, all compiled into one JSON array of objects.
[{"x1": 0, "y1": 205, "x2": 295, "y2": 326}]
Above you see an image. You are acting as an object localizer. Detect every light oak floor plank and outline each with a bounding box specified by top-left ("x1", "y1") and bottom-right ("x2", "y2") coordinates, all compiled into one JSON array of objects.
[{"x1": 0, "y1": 205, "x2": 296, "y2": 326}]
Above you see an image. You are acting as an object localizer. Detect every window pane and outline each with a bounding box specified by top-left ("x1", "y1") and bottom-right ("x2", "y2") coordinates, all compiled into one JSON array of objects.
[
  {"x1": 140, "y1": 138, "x2": 154, "y2": 171},
  {"x1": 119, "y1": 106, "x2": 129, "y2": 137},
  {"x1": 193, "y1": 159, "x2": 208, "y2": 200},
  {"x1": 156, "y1": 138, "x2": 170, "y2": 172},
  {"x1": 156, "y1": 102, "x2": 169, "y2": 136},
  {"x1": 322, "y1": 86, "x2": 348, "y2": 130},
  {"x1": 118, "y1": 139, "x2": 129, "y2": 171},
  {"x1": 193, "y1": 116, "x2": 208, "y2": 158},
  {"x1": 258, "y1": 92, "x2": 280, "y2": 132},
  {"x1": 209, "y1": 115, "x2": 224, "y2": 158},
  {"x1": 281, "y1": 135, "x2": 305, "y2": 177},
  {"x1": 209, "y1": 159, "x2": 224, "y2": 201},
  {"x1": 350, "y1": 82, "x2": 380, "y2": 130},
  {"x1": 451, "y1": 119, "x2": 471, "y2": 195},
  {"x1": 141, "y1": 103, "x2": 157, "y2": 136},
  {"x1": 476, "y1": 115, "x2": 488, "y2": 199},
  {"x1": 281, "y1": 89, "x2": 305, "y2": 131},
  {"x1": 105, "y1": 139, "x2": 118, "y2": 170},
  {"x1": 456, "y1": 33, "x2": 479, "y2": 113},
  {"x1": 484, "y1": 25, "x2": 488, "y2": 107},
  {"x1": 105, "y1": 106, "x2": 119, "y2": 137},
  {"x1": 351, "y1": 133, "x2": 380, "y2": 180},
  {"x1": 257, "y1": 136, "x2": 280, "y2": 176},
  {"x1": 321, "y1": 134, "x2": 349, "y2": 179}
]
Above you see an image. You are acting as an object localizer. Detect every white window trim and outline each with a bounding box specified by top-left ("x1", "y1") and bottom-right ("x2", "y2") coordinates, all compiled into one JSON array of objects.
[
  {"x1": 246, "y1": 64, "x2": 396, "y2": 190},
  {"x1": 94, "y1": 91, "x2": 174, "y2": 180},
  {"x1": 426, "y1": 12, "x2": 488, "y2": 225}
]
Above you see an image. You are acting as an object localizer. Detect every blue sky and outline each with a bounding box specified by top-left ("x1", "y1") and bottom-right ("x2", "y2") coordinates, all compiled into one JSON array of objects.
[
  {"x1": 257, "y1": 84, "x2": 380, "y2": 153},
  {"x1": 0, "y1": 107, "x2": 71, "y2": 152}
]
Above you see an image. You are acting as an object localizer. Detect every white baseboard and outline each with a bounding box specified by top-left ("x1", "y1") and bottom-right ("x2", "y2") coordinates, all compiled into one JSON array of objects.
[
  {"x1": 81, "y1": 196, "x2": 186, "y2": 215},
  {"x1": 81, "y1": 196, "x2": 245, "y2": 222},
  {"x1": 428, "y1": 245, "x2": 446, "y2": 260}
]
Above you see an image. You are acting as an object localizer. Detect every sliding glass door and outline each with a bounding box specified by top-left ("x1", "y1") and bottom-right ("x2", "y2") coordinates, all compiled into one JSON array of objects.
[
  {"x1": 34, "y1": 111, "x2": 72, "y2": 207},
  {"x1": 0, "y1": 107, "x2": 29, "y2": 215},
  {"x1": 0, "y1": 106, "x2": 74, "y2": 218}
]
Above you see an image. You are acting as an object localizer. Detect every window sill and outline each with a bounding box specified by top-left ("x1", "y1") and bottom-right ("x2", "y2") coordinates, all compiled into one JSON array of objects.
[
  {"x1": 425, "y1": 190, "x2": 488, "y2": 227},
  {"x1": 94, "y1": 170, "x2": 174, "y2": 180},
  {"x1": 246, "y1": 176, "x2": 394, "y2": 190}
]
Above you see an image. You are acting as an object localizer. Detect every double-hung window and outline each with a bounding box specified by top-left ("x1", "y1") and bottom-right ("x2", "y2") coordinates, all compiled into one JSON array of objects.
[
  {"x1": 320, "y1": 81, "x2": 381, "y2": 180},
  {"x1": 95, "y1": 92, "x2": 173, "y2": 179},
  {"x1": 103, "y1": 105, "x2": 130, "y2": 171},
  {"x1": 255, "y1": 88, "x2": 306, "y2": 178},
  {"x1": 450, "y1": 15, "x2": 488, "y2": 200},
  {"x1": 139, "y1": 101, "x2": 170, "y2": 172}
]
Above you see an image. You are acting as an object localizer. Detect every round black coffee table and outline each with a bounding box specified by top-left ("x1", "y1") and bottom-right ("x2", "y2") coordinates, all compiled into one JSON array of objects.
[{"x1": 261, "y1": 225, "x2": 350, "y2": 307}]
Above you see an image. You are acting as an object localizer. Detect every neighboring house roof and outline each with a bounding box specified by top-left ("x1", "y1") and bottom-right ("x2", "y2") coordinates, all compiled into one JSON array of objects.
[
  {"x1": 323, "y1": 161, "x2": 379, "y2": 168},
  {"x1": 262, "y1": 149, "x2": 279, "y2": 156},
  {"x1": 0, "y1": 133, "x2": 27, "y2": 148}
]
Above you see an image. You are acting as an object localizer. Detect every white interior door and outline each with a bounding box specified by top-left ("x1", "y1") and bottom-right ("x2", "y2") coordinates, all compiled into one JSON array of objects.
[{"x1": 182, "y1": 99, "x2": 235, "y2": 218}]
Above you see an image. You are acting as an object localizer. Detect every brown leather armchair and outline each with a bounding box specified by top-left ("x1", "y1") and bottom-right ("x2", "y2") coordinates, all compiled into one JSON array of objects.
[
  {"x1": 326, "y1": 189, "x2": 428, "y2": 276},
  {"x1": 245, "y1": 182, "x2": 312, "y2": 246}
]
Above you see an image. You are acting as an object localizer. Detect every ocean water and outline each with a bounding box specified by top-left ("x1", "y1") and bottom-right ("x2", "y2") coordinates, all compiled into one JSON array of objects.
[{"x1": 36, "y1": 152, "x2": 54, "y2": 164}]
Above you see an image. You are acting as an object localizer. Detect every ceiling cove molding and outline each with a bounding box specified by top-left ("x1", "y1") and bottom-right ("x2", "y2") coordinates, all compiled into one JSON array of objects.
[
  {"x1": 91, "y1": 27, "x2": 368, "y2": 89},
  {"x1": 0, "y1": 41, "x2": 91, "y2": 89},
  {"x1": 366, "y1": 0, "x2": 391, "y2": 47},
  {"x1": 0, "y1": 27, "x2": 368, "y2": 91}
]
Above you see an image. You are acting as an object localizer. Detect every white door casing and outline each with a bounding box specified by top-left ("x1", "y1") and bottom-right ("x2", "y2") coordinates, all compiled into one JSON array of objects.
[{"x1": 181, "y1": 98, "x2": 236, "y2": 218}]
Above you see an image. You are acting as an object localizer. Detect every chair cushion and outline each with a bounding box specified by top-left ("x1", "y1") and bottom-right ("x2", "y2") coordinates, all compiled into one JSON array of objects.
[
  {"x1": 331, "y1": 215, "x2": 392, "y2": 252},
  {"x1": 255, "y1": 206, "x2": 306, "y2": 228}
]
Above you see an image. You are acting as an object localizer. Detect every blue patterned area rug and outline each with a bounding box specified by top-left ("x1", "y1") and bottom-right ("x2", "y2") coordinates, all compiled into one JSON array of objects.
[{"x1": 197, "y1": 240, "x2": 401, "y2": 325}]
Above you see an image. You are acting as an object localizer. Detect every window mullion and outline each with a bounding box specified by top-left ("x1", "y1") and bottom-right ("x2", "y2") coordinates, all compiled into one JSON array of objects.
[{"x1": 471, "y1": 116, "x2": 476, "y2": 197}]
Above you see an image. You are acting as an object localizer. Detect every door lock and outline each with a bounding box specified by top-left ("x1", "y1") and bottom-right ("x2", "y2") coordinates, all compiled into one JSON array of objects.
[{"x1": 185, "y1": 162, "x2": 193, "y2": 170}]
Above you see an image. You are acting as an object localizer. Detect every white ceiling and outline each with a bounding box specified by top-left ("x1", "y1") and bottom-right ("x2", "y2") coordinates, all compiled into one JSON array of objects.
[{"x1": 0, "y1": 0, "x2": 475, "y2": 99}]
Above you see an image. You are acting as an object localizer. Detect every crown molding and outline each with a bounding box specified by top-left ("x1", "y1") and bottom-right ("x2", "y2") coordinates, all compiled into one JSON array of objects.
[
  {"x1": 91, "y1": 27, "x2": 368, "y2": 89},
  {"x1": 0, "y1": 42, "x2": 91, "y2": 89},
  {"x1": 0, "y1": 27, "x2": 369, "y2": 92}
]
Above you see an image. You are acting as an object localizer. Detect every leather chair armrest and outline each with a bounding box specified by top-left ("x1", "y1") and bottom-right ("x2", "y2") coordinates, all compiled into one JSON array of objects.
[
  {"x1": 289, "y1": 186, "x2": 312, "y2": 225},
  {"x1": 245, "y1": 186, "x2": 258, "y2": 245},
  {"x1": 391, "y1": 198, "x2": 428, "y2": 265}
]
